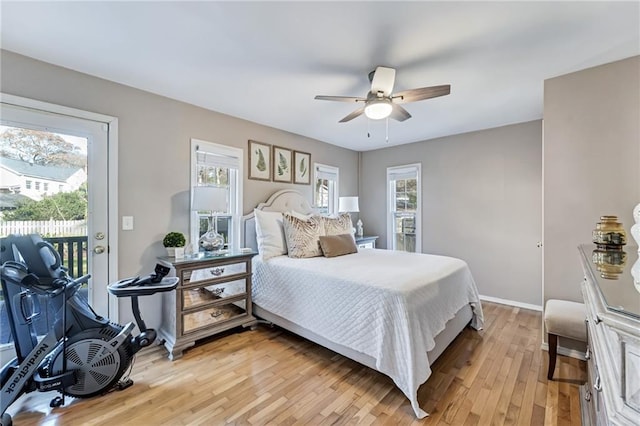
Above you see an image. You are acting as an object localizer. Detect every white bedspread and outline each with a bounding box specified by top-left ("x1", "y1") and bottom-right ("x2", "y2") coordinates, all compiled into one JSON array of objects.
[{"x1": 252, "y1": 249, "x2": 484, "y2": 418}]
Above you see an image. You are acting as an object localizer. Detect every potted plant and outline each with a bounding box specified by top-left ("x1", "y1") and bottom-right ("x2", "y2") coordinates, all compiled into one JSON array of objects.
[{"x1": 163, "y1": 232, "x2": 186, "y2": 258}]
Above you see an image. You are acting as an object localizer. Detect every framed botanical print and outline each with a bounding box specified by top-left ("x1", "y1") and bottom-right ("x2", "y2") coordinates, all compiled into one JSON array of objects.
[
  {"x1": 293, "y1": 150, "x2": 311, "y2": 185},
  {"x1": 248, "y1": 140, "x2": 271, "y2": 181},
  {"x1": 272, "y1": 146, "x2": 292, "y2": 183}
]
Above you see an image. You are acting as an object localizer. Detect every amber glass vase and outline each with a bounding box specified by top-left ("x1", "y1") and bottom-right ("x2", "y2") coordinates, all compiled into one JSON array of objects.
[{"x1": 593, "y1": 215, "x2": 627, "y2": 248}]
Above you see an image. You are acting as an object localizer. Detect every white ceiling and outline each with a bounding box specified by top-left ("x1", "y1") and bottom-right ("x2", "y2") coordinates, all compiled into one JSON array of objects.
[{"x1": 1, "y1": 1, "x2": 638, "y2": 151}]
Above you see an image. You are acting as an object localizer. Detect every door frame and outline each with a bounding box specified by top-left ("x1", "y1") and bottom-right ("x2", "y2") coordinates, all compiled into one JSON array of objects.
[{"x1": 1, "y1": 92, "x2": 119, "y2": 320}]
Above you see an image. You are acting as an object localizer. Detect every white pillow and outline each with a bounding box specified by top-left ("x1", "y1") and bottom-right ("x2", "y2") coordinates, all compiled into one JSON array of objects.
[{"x1": 254, "y1": 209, "x2": 287, "y2": 260}]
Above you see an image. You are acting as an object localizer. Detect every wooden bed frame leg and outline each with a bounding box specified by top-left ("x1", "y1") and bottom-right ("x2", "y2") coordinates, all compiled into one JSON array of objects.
[{"x1": 547, "y1": 333, "x2": 558, "y2": 380}]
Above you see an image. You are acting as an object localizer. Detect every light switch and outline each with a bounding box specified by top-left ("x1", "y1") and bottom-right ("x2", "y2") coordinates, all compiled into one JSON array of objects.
[{"x1": 122, "y1": 216, "x2": 134, "y2": 231}]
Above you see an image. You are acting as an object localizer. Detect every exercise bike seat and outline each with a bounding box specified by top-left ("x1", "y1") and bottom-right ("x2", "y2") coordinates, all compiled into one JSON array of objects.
[{"x1": 108, "y1": 276, "x2": 179, "y2": 297}]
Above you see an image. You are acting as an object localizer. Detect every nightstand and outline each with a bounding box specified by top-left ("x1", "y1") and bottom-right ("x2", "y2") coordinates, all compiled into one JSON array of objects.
[
  {"x1": 157, "y1": 250, "x2": 257, "y2": 360},
  {"x1": 355, "y1": 235, "x2": 379, "y2": 249}
]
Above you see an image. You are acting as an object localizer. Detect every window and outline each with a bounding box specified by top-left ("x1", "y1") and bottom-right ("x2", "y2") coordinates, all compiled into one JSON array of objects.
[
  {"x1": 314, "y1": 163, "x2": 339, "y2": 215},
  {"x1": 43, "y1": 182, "x2": 49, "y2": 192},
  {"x1": 35, "y1": 181, "x2": 40, "y2": 191},
  {"x1": 387, "y1": 164, "x2": 421, "y2": 252},
  {"x1": 26, "y1": 180, "x2": 32, "y2": 189},
  {"x1": 190, "y1": 139, "x2": 243, "y2": 250}
]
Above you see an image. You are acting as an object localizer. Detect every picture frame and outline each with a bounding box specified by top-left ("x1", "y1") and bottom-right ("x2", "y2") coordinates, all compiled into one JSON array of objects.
[
  {"x1": 293, "y1": 150, "x2": 311, "y2": 185},
  {"x1": 248, "y1": 140, "x2": 271, "y2": 181},
  {"x1": 272, "y1": 146, "x2": 292, "y2": 183}
]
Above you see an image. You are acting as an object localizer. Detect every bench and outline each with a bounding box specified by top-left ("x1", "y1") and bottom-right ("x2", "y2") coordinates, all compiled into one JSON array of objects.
[{"x1": 544, "y1": 299, "x2": 587, "y2": 380}]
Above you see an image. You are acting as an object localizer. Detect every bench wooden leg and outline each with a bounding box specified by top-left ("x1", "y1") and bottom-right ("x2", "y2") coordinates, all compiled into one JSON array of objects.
[{"x1": 547, "y1": 333, "x2": 558, "y2": 380}]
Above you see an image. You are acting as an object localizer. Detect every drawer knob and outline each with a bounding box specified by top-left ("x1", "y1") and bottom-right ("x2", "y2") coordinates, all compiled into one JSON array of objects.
[
  {"x1": 210, "y1": 267, "x2": 225, "y2": 276},
  {"x1": 584, "y1": 389, "x2": 592, "y2": 402}
]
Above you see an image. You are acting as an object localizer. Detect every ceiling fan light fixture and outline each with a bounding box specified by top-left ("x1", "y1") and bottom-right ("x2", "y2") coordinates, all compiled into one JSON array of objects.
[
  {"x1": 364, "y1": 99, "x2": 392, "y2": 120},
  {"x1": 314, "y1": 67, "x2": 450, "y2": 124}
]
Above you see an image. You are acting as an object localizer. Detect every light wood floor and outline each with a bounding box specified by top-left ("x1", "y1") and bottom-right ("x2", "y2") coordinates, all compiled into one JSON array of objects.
[{"x1": 8, "y1": 302, "x2": 586, "y2": 425}]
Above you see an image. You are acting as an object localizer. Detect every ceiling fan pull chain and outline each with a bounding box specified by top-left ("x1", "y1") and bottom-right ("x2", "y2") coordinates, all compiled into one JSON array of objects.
[
  {"x1": 386, "y1": 117, "x2": 389, "y2": 143},
  {"x1": 367, "y1": 118, "x2": 371, "y2": 138}
]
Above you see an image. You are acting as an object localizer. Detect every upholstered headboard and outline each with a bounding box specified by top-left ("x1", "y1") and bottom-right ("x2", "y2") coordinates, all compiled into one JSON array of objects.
[{"x1": 241, "y1": 189, "x2": 315, "y2": 251}]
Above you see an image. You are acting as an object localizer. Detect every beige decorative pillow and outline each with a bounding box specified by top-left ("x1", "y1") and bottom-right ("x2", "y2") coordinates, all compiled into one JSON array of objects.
[
  {"x1": 282, "y1": 213, "x2": 325, "y2": 258},
  {"x1": 322, "y1": 213, "x2": 354, "y2": 236},
  {"x1": 319, "y1": 234, "x2": 358, "y2": 258}
]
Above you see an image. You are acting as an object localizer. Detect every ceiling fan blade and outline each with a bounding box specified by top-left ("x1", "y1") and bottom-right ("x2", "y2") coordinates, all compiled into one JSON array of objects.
[
  {"x1": 390, "y1": 104, "x2": 411, "y2": 122},
  {"x1": 392, "y1": 85, "x2": 451, "y2": 104},
  {"x1": 370, "y1": 66, "x2": 396, "y2": 96},
  {"x1": 314, "y1": 95, "x2": 365, "y2": 102},
  {"x1": 339, "y1": 107, "x2": 365, "y2": 123}
]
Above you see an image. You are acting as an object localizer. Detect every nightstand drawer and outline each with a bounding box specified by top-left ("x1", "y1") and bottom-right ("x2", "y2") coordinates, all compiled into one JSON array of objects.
[
  {"x1": 355, "y1": 236, "x2": 378, "y2": 249},
  {"x1": 182, "y1": 299, "x2": 247, "y2": 334},
  {"x1": 182, "y1": 278, "x2": 248, "y2": 310},
  {"x1": 183, "y1": 262, "x2": 247, "y2": 285}
]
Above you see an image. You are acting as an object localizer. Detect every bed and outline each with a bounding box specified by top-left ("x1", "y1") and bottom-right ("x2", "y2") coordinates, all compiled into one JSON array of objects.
[{"x1": 241, "y1": 190, "x2": 484, "y2": 418}]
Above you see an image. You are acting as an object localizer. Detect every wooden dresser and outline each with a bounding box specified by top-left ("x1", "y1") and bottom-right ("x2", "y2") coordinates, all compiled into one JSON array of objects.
[
  {"x1": 158, "y1": 250, "x2": 257, "y2": 360},
  {"x1": 578, "y1": 244, "x2": 640, "y2": 425}
]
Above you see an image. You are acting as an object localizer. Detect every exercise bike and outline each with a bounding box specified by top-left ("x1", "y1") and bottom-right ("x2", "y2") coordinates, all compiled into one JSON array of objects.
[{"x1": 0, "y1": 234, "x2": 178, "y2": 426}]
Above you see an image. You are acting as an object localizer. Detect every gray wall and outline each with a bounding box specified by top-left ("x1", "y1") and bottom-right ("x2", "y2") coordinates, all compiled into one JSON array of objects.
[
  {"x1": 0, "y1": 50, "x2": 359, "y2": 328},
  {"x1": 361, "y1": 121, "x2": 543, "y2": 306},
  {"x1": 4, "y1": 47, "x2": 636, "y2": 333},
  {"x1": 543, "y1": 55, "x2": 640, "y2": 303}
]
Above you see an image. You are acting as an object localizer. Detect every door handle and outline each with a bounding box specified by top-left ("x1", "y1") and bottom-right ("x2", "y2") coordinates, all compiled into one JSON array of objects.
[{"x1": 94, "y1": 246, "x2": 106, "y2": 254}]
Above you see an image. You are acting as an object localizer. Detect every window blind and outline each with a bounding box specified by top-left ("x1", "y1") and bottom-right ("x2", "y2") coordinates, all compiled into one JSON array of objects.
[
  {"x1": 315, "y1": 165, "x2": 338, "y2": 181},
  {"x1": 388, "y1": 167, "x2": 418, "y2": 181},
  {"x1": 196, "y1": 150, "x2": 239, "y2": 169}
]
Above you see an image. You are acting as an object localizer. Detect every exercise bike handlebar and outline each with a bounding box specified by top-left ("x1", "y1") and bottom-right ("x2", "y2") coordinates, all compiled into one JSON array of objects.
[
  {"x1": 107, "y1": 263, "x2": 178, "y2": 297},
  {"x1": 49, "y1": 274, "x2": 91, "y2": 297},
  {"x1": 108, "y1": 276, "x2": 179, "y2": 297}
]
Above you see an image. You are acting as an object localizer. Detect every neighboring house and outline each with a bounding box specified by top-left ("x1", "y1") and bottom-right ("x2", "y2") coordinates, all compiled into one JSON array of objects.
[
  {"x1": 0, "y1": 156, "x2": 86, "y2": 201},
  {"x1": 0, "y1": 192, "x2": 31, "y2": 212}
]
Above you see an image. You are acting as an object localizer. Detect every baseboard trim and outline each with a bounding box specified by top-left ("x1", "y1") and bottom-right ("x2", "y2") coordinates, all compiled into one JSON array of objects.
[
  {"x1": 479, "y1": 295, "x2": 542, "y2": 312},
  {"x1": 541, "y1": 342, "x2": 587, "y2": 361}
]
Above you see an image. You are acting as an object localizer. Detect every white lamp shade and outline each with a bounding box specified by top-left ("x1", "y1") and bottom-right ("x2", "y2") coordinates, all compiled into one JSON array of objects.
[
  {"x1": 192, "y1": 186, "x2": 227, "y2": 213},
  {"x1": 338, "y1": 196, "x2": 359, "y2": 213}
]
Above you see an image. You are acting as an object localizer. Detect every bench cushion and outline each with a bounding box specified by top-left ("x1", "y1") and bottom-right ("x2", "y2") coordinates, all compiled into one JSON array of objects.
[{"x1": 544, "y1": 299, "x2": 587, "y2": 341}]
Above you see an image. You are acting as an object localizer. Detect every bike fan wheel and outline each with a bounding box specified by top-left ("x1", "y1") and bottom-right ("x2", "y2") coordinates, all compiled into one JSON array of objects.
[{"x1": 44, "y1": 326, "x2": 134, "y2": 398}]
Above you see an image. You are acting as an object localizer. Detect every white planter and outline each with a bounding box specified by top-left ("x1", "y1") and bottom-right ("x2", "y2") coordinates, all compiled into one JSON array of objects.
[{"x1": 174, "y1": 247, "x2": 185, "y2": 259}]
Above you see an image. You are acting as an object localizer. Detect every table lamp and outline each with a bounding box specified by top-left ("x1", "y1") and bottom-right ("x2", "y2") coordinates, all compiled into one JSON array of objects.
[{"x1": 338, "y1": 196, "x2": 362, "y2": 237}]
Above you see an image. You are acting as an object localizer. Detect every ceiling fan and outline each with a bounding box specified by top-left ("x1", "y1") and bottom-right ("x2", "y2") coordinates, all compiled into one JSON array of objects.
[{"x1": 314, "y1": 66, "x2": 450, "y2": 123}]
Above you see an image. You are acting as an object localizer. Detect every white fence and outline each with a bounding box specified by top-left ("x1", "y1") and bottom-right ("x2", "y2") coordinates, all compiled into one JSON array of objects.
[{"x1": 0, "y1": 220, "x2": 87, "y2": 237}]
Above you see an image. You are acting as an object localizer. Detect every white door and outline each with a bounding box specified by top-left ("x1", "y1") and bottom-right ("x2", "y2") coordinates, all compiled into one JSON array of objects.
[{"x1": 0, "y1": 103, "x2": 111, "y2": 315}]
